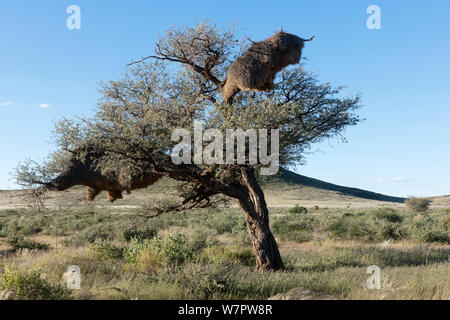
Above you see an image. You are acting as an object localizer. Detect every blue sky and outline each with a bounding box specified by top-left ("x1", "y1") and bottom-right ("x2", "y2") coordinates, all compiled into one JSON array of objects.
[{"x1": 1, "y1": 0, "x2": 449, "y2": 197}]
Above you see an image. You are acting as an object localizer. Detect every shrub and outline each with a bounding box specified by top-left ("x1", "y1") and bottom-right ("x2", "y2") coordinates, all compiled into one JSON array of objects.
[
  {"x1": 133, "y1": 247, "x2": 165, "y2": 273},
  {"x1": 187, "y1": 230, "x2": 218, "y2": 253},
  {"x1": 423, "y1": 230, "x2": 449, "y2": 244},
  {"x1": 272, "y1": 215, "x2": 316, "y2": 242},
  {"x1": 405, "y1": 197, "x2": 431, "y2": 213},
  {"x1": 438, "y1": 216, "x2": 450, "y2": 231},
  {"x1": 79, "y1": 224, "x2": 114, "y2": 243},
  {"x1": 326, "y1": 215, "x2": 377, "y2": 240},
  {"x1": 123, "y1": 239, "x2": 165, "y2": 274},
  {"x1": 160, "y1": 233, "x2": 192, "y2": 265},
  {"x1": 0, "y1": 265, "x2": 69, "y2": 300},
  {"x1": 172, "y1": 263, "x2": 235, "y2": 299},
  {"x1": 123, "y1": 227, "x2": 157, "y2": 242},
  {"x1": 289, "y1": 205, "x2": 308, "y2": 214},
  {"x1": 373, "y1": 208, "x2": 403, "y2": 223},
  {"x1": 201, "y1": 245, "x2": 255, "y2": 266},
  {"x1": 7, "y1": 236, "x2": 50, "y2": 251},
  {"x1": 381, "y1": 223, "x2": 406, "y2": 240},
  {"x1": 90, "y1": 241, "x2": 124, "y2": 260},
  {"x1": 205, "y1": 214, "x2": 241, "y2": 234},
  {"x1": 124, "y1": 233, "x2": 193, "y2": 272}
]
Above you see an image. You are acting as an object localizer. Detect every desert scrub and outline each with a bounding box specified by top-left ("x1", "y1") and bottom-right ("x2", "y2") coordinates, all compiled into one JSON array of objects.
[
  {"x1": 438, "y1": 215, "x2": 450, "y2": 231},
  {"x1": 0, "y1": 215, "x2": 46, "y2": 237},
  {"x1": 123, "y1": 233, "x2": 194, "y2": 273},
  {"x1": 7, "y1": 236, "x2": 50, "y2": 251},
  {"x1": 325, "y1": 211, "x2": 410, "y2": 241},
  {"x1": 123, "y1": 226, "x2": 157, "y2": 242},
  {"x1": 200, "y1": 245, "x2": 256, "y2": 266},
  {"x1": 405, "y1": 197, "x2": 431, "y2": 213},
  {"x1": 153, "y1": 233, "x2": 192, "y2": 265},
  {"x1": 123, "y1": 238, "x2": 165, "y2": 274},
  {"x1": 89, "y1": 241, "x2": 124, "y2": 260},
  {"x1": 70, "y1": 223, "x2": 120, "y2": 245},
  {"x1": 371, "y1": 208, "x2": 404, "y2": 223},
  {"x1": 289, "y1": 205, "x2": 308, "y2": 214},
  {"x1": 0, "y1": 265, "x2": 69, "y2": 300},
  {"x1": 405, "y1": 215, "x2": 450, "y2": 243},
  {"x1": 271, "y1": 215, "x2": 316, "y2": 242},
  {"x1": 168, "y1": 262, "x2": 237, "y2": 299},
  {"x1": 422, "y1": 230, "x2": 449, "y2": 244}
]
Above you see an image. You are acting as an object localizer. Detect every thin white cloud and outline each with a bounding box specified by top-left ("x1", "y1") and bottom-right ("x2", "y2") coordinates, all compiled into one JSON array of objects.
[
  {"x1": 377, "y1": 176, "x2": 410, "y2": 183},
  {"x1": 39, "y1": 103, "x2": 51, "y2": 108},
  {"x1": 0, "y1": 101, "x2": 14, "y2": 107}
]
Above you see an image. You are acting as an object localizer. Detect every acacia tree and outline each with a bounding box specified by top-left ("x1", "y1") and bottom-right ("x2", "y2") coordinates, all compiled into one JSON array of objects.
[{"x1": 15, "y1": 22, "x2": 360, "y2": 270}]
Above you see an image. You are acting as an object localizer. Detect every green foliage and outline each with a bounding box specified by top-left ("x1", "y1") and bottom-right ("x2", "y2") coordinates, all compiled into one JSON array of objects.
[
  {"x1": 438, "y1": 215, "x2": 450, "y2": 231},
  {"x1": 272, "y1": 215, "x2": 315, "y2": 242},
  {"x1": 123, "y1": 227, "x2": 157, "y2": 242},
  {"x1": 0, "y1": 207, "x2": 449, "y2": 300},
  {"x1": 0, "y1": 214, "x2": 48, "y2": 238},
  {"x1": 187, "y1": 229, "x2": 218, "y2": 253},
  {"x1": 122, "y1": 233, "x2": 194, "y2": 272},
  {"x1": 75, "y1": 223, "x2": 117, "y2": 244},
  {"x1": 289, "y1": 205, "x2": 308, "y2": 214},
  {"x1": 7, "y1": 236, "x2": 50, "y2": 251},
  {"x1": 405, "y1": 197, "x2": 431, "y2": 212},
  {"x1": 422, "y1": 230, "x2": 449, "y2": 244},
  {"x1": 90, "y1": 241, "x2": 124, "y2": 260},
  {"x1": 373, "y1": 208, "x2": 403, "y2": 223},
  {"x1": 158, "y1": 233, "x2": 192, "y2": 265},
  {"x1": 170, "y1": 263, "x2": 236, "y2": 300},
  {"x1": 0, "y1": 265, "x2": 69, "y2": 300},
  {"x1": 201, "y1": 245, "x2": 256, "y2": 266}
]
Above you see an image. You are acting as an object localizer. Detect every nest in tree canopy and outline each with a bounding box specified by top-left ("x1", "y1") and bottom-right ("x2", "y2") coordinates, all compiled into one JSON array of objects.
[
  {"x1": 220, "y1": 31, "x2": 314, "y2": 104},
  {"x1": 45, "y1": 148, "x2": 162, "y2": 202}
]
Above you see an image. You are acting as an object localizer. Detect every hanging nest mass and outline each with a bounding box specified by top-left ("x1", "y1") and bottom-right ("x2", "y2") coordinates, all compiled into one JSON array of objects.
[{"x1": 220, "y1": 31, "x2": 314, "y2": 104}]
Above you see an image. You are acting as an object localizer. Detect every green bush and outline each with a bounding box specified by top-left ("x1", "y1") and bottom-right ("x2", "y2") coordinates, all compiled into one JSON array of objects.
[
  {"x1": 326, "y1": 215, "x2": 377, "y2": 240},
  {"x1": 289, "y1": 205, "x2": 308, "y2": 214},
  {"x1": 160, "y1": 233, "x2": 192, "y2": 265},
  {"x1": 123, "y1": 227, "x2": 157, "y2": 242},
  {"x1": 7, "y1": 236, "x2": 50, "y2": 251},
  {"x1": 201, "y1": 245, "x2": 256, "y2": 266},
  {"x1": 172, "y1": 263, "x2": 235, "y2": 299},
  {"x1": 373, "y1": 208, "x2": 403, "y2": 223},
  {"x1": 90, "y1": 241, "x2": 124, "y2": 260},
  {"x1": 187, "y1": 230, "x2": 218, "y2": 253},
  {"x1": 272, "y1": 216, "x2": 315, "y2": 242},
  {"x1": 405, "y1": 197, "x2": 431, "y2": 213},
  {"x1": 438, "y1": 216, "x2": 450, "y2": 231},
  {"x1": 423, "y1": 230, "x2": 449, "y2": 244},
  {"x1": 124, "y1": 233, "x2": 193, "y2": 271},
  {"x1": 0, "y1": 265, "x2": 69, "y2": 300},
  {"x1": 78, "y1": 224, "x2": 115, "y2": 244},
  {"x1": 205, "y1": 214, "x2": 241, "y2": 234},
  {"x1": 381, "y1": 223, "x2": 406, "y2": 240}
]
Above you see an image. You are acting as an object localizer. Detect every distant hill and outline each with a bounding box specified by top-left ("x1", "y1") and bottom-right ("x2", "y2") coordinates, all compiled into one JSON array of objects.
[
  {"x1": 427, "y1": 195, "x2": 450, "y2": 207},
  {"x1": 0, "y1": 168, "x2": 407, "y2": 211},
  {"x1": 261, "y1": 168, "x2": 406, "y2": 203}
]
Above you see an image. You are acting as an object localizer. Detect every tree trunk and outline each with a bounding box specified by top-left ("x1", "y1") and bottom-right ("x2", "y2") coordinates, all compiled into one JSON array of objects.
[{"x1": 237, "y1": 167, "x2": 284, "y2": 271}]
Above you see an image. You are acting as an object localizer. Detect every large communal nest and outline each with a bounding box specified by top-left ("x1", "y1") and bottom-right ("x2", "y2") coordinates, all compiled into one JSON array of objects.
[
  {"x1": 45, "y1": 148, "x2": 162, "y2": 202},
  {"x1": 220, "y1": 31, "x2": 314, "y2": 103}
]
